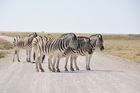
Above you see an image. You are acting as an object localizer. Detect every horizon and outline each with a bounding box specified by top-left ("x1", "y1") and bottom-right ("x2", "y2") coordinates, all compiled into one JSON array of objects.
[
  {"x1": 0, "y1": 0, "x2": 140, "y2": 34},
  {"x1": 0, "y1": 31, "x2": 140, "y2": 35}
]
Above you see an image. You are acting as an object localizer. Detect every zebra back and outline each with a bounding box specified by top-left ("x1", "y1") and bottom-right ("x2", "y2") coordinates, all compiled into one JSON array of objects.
[
  {"x1": 32, "y1": 33, "x2": 78, "y2": 55},
  {"x1": 13, "y1": 32, "x2": 38, "y2": 49}
]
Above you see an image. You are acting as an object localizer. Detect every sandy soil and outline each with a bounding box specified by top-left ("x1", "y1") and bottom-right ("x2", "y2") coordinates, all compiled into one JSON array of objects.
[{"x1": 0, "y1": 36, "x2": 140, "y2": 93}]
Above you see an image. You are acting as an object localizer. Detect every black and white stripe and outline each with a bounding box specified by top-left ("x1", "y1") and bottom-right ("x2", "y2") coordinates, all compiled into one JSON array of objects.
[
  {"x1": 13, "y1": 32, "x2": 37, "y2": 62},
  {"x1": 59, "y1": 36, "x2": 94, "y2": 71},
  {"x1": 63, "y1": 34, "x2": 104, "y2": 71},
  {"x1": 32, "y1": 33, "x2": 79, "y2": 72}
]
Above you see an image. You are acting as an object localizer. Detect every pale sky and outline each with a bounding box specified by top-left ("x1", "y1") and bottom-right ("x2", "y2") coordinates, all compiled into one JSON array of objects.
[{"x1": 0, "y1": 0, "x2": 140, "y2": 34}]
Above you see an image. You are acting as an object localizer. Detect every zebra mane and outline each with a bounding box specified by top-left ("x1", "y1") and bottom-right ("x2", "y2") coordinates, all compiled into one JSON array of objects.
[
  {"x1": 90, "y1": 34, "x2": 103, "y2": 42},
  {"x1": 28, "y1": 32, "x2": 37, "y2": 37},
  {"x1": 90, "y1": 34, "x2": 99, "y2": 37},
  {"x1": 59, "y1": 33, "x2": 77, "y2": 40}
]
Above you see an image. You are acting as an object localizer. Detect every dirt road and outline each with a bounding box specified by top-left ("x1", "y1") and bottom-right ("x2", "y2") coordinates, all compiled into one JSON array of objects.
[{"x1": 0, "y1": 36, "x2": 140, "y2": 93}]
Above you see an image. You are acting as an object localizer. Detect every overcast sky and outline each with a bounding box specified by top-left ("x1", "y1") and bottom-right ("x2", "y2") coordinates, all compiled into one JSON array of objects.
[{"x1": 0, "y1": 0, "x2": 140, "y2": 34}]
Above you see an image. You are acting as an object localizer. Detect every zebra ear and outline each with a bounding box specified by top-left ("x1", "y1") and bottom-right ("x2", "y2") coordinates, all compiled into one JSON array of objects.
[{"x1": 98, "y1": 34, "x2": 103, "y2": 41}]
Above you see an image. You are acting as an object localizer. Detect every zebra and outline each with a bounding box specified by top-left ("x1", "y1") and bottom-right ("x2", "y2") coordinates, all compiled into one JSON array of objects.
[
  {"x1": 55, "y1": 36, "x2": 94, "y2": 71},
  {"x1": 13, "y1": 32, "x2": 38, "y2": 62},
  {"x1": 32, "y1": 33, "x2": 79, "y2": 72},
  {"x1": 63, "y1": 34, "x2": 104, "y2": 71},
  {"x1": 39, "y1": 36, "x2": 93, "y2": 71}
]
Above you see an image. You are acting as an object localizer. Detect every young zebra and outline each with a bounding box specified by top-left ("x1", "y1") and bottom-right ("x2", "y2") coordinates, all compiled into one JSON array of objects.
[
  {"x1": 69, "y1": 34, "x2": 104, "y2": 71},
  {"x1": 13, "y1": 32, "x2": 38, "y2": 62},
  {"x1": 32, "y1": 33, "x2": 79, "y2": 72}
]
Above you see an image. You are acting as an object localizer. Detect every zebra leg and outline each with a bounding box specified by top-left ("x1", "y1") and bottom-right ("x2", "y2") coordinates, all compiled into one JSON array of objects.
[
  {"x1": 28, "y1": 49, "x2": 31, "y2": 62},
  {"x1": 26, "y1": 49, "x2": 29, "y2": 62},
  {"x1": 13, "y1": 50, "x2": 17, "y2": 62},
  {"x1": 39, "y1": 63, "x2": 45, "y2": 72},
  {"x1": 64, "y1": 56, "x2": 69, "y2": 71},
  {"x1": 74, "y1": 56, "x2": 79, "y2": 70},
  {"x1": 70, "y1": 56, "x2": 74, "y2": 71},
  {"x1": 86, "y1": 55, "x2": 88, "y2": 70},
  {"x1": 48, "y1": 57, "x2": 53, "y2": 71},
  {"x1": 17, "y1": 49, "x2": 20, "y2": 62},
  {"x1": 38, "y1": 55, "x2": 45, "y2": 72},
  {"x1": 86, "y1": 54, "x2": 92, "y2": 70},
  {"x1": 35, "y1": 56, "x2": 39, "y2": 72},
  {"x1": 52, "y1": 57, "x2": 56, "y2": 72},
  {"x1": 35, "y1": 53, "x2": 44, "y2": 72},
  {"x1": 56, "y1": 56, "x2": 60, "y2": 72}
]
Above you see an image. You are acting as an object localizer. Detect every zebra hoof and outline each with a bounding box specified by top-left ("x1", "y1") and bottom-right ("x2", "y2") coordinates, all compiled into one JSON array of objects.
[
  {"x1": 57, "y1": 69, "x2": 60, "y2": 72},
  {"x1": 65, "y1": 68, "x2": 68, "y2": 71},
  {"x1": 27, "y1": 60, "x2": 31, "y2": 62},
  {"x1": 86, "y1": 68, "x2": 91, "y2": 70},
  {"x1": 28, "y1": 59, "x2": 31, "y2": 62},
  {"x1": 52, "y1": 68, "x2": 55, "y2": 72},
  {"x1": 70, "y1": 68, "x2": 74, "y2": 71},
  {"x1": 52, "y1": 70, "x2": 55, "y2": 72},
  {"x1": 36, "y1": 69, "x2": 39, "y2": 72},
  {"x1": 26, "y1": 59, "x2": 29, "y2": 62},
  {"x1": 18, "y1": 60, "x2": 20, "y2": 62},
  {"x1": 28, "y1": 60, "x2": 31, "y2": 62},
  {"x1": 41, "y1": 69, "x2": 45, "y2": 72},
  {"x1": 48, "y1": 67, "x2": 52, "y2": 71},
  {"x1": 76, "y1": 68, "x2": 79, "y2": 70}
]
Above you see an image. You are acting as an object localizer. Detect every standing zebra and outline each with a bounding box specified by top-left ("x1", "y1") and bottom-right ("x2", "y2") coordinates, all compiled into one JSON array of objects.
[
  {"x1": 64, "y1": 34, "x2": 104, "y2": 71},
  {"x1": 56, "y1": 36, "x2": 94, "y2": 71},
  {"x1": 32, "y1": 33, "x2": 79, "y2": 72},
  {"x1": 73, "y1": 34, "x2": 104, "y2": 70},
  {"x1": 13, "y1": 32, "x2": 38, "y2": 62}
]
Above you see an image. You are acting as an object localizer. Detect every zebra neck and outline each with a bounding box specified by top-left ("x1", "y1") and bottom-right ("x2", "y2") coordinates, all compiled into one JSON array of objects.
[
  {"x1": 92, "y1": 39, "x2": 97, "y2": 47},
  {"x1": 28, "y1": 37, "x2": 34, "y2": 44}
]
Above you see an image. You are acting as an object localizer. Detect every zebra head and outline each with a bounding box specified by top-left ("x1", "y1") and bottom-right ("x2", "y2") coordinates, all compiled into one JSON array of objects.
[
  {"x1": 60, "y1": 33, "x2": 79, "y2": 50},
  {"x1": 28, "y1": 32, "x2": 38, "y2": 38},
  {"x1": 89, "y1": 34, "x2": 104, "y2": 51}
]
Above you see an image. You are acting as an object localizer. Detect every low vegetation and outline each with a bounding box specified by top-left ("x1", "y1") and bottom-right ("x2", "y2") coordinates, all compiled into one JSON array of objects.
[
  {"x1": 0, "y1": 38, "x2": 13, "y2": 50},
  {"x1": 104, "y1": 40, "x2": 140, "y2": 63},
  {"x1": 0, "y1": 31, "x2": 140, "y2": 62},
  {"x1": 0, "y1": 37, "x2": 13, "y2": 58},
  {"x1": 0, "y1": 52, "x2": 8, "y2": 59}
]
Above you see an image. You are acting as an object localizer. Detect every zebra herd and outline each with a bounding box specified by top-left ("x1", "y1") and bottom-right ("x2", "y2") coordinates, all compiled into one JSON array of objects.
[{"x1": 13, "y1": 32, "x2": 104, "y2": 72}]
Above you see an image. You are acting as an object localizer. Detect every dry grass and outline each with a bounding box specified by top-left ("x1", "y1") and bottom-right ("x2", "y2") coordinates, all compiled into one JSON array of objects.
[
  {"x1": 0, "y1": 32, "x2": 32, "y2": 37},
  {"x1": 0, "y1": 31, "x2": 140, "y2": 62},
  {"x1": 104, "y1": 40, "x2": 140, "y2": 63},
  {"x1": 0, "y1": 52, "x2": 8, "y2": 59},
  {"x1": 0, "y1": 38, "x2": 13, "y2": 50},
  {"x1": 0, "y1": 31, "x2": 92, "y2": 37},
  {"x1": 0, "y1": 37, "x2": 13, "y2": 58}
]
